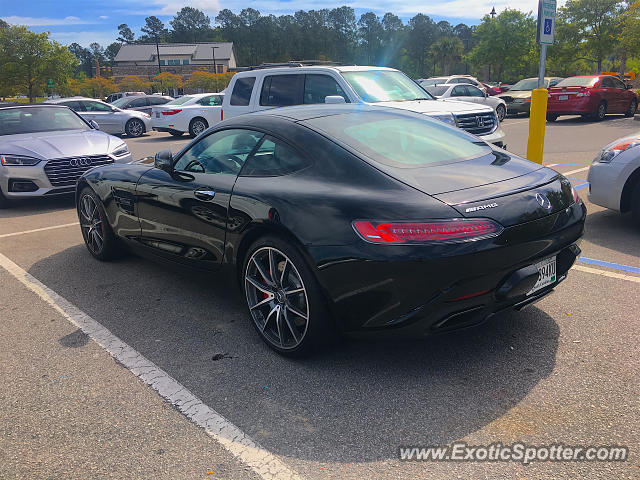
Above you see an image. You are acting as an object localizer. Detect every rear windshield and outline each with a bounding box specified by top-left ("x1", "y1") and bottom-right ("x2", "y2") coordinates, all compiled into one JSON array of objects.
[
  {"x1": 0, "y1": 106, "x2": 88, "y2": 136},
  {"x1": 305, "y1": 111, "x2": 490, "y2": 169},
  {"x1": 424, "y1": 85, "x2": 449, "y2": 96},
  {"x1": 555, "y1": 77, "x2": 599, "y2": 87},
  {"x1": 509, "y1": 78, "x2": 540, "y2": 91},
  {"x1": 166, "y1": 96, "x2": 194, "y2": 105},
  {"x1": 111, "y1": 96, "x2": 135, "y2": 108}
]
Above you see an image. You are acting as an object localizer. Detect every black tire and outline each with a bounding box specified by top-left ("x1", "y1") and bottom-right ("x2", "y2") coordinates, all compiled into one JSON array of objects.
[
  {"x1": 169, "y1": 130, "x2": 184, "y2": 137},
  {"x1": 496, "y1": 104, "x2": 506, "y2": 122},
  {"x1": 0, "y1": 187, "x2": 10, "y2": 209},
  {"x1": 77, "y1": 187, "x2": 122, "y2": 261},
  {"x1": 547, "y1": 114, "x2": 559, "y2": 122},
  {"x1": 189, "y1": 117, "x2": 208, "y2": 138},
  {"x1": 241, "y1": 235, "x2": 334, "y2": 356},
  {"x1": 593, "y1": 101, "x2": 607, "y2": 121},
  {"x1": 125, "y1": 118, "x2": 145, "y2": 137},
  {"x1": 625, "y1": 99, "x2": 637, "y2": 118},
  {"x1": 631, "y1": 181, "x2": 640, "y2": 228}
]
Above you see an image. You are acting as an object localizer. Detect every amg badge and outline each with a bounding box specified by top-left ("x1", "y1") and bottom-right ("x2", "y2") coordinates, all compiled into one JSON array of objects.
[{"x1": 466, "y1": 202, "x2": 498, "y2": 213}]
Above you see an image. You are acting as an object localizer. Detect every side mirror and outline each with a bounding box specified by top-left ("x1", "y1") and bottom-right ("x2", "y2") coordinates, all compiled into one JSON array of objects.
[
  {"x1": 89, "y1": 120, "x2": 100, "y2": 130},
  {"x1": 325, "y1": 95, "x2": 346, "y2": 104},
  {"x1": 626, "y1": 84, "x2": 634, "y2": 90},
  {"x1": 485, "y1": 92, "x2": 489, "y2": 98},
  {"x1": 154, "y1": 150, "x2": 173, "y2": 173}
]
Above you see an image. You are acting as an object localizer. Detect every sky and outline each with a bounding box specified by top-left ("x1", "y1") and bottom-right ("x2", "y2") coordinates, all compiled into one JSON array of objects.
[{"x1": 2, "y1": 0, "x2": 564, "y2": 47}]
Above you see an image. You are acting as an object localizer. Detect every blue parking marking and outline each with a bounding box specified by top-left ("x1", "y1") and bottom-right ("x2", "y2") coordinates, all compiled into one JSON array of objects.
[
  {"x1": 573, "y1": 183, "x2": 589, "y2": 190},
  {"x1": 579, "y1": 257, "x2": 640, "y2": 274},
  {"x1": 567, "y1": 178, "x2": 587, "y2": 181}
]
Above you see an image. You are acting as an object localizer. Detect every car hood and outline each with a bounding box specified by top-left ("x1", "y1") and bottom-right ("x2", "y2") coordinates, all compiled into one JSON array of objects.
[
  {"x1": 372, "y1": 99, "x2": 493, "y2": 115},
  {"x1": 497, "y1": 90, "x2": 532, "y2": 99},
  {"x1": 0, "y1": 129, "x2": 124, "y2": 159}
]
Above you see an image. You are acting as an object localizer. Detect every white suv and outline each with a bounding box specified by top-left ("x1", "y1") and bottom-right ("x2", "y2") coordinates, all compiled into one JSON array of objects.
[{"x1": 222, "y1": 65, "x2": 506, "y2": 148}]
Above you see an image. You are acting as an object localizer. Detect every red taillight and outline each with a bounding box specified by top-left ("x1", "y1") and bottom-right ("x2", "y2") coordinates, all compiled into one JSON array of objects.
[
  {"x1": 220, "y1": 109, "x2": 223, "y2": 121},
  {"x1": 353, "y1": 219, "x2": 502, "y2": 244},
  {"x1": 162, "y1": 109, "x2": 182, "y2": 116}
]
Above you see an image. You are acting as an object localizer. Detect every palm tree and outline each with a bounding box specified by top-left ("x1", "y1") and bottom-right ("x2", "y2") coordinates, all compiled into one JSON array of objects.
[{"x1": 430, "y1": 37, "x2": 464, "y2": 75}]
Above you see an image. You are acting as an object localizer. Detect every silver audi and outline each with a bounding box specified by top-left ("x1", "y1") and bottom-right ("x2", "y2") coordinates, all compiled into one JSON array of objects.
[{"x1": 0, "y1": 104, "x2": 132, "y2": 208}]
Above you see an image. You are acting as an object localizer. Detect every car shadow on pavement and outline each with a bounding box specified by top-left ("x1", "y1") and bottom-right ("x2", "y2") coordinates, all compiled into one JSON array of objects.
[
  {"x1": 582, "y1": 208, "x2": 640, "y2": 257},
  {"x1": 0, "y1": 194, "x2": 75, "y2": 219},
  {"x1": 29, "y1": 245, "x2": 560, "y2": 463}
]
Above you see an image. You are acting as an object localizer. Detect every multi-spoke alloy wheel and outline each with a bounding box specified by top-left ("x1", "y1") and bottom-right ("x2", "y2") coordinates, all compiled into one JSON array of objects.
[
  {"x1": 245, "y1": 246, "x2": 310, "y2": 350},
  {"x1": 79, "y1": 194, "x2": 105, "y2": 255}
]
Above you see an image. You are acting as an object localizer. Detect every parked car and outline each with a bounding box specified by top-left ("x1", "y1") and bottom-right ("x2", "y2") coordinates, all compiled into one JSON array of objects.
[
  {"x1": 223, "y1": 65, "x2": 507, "y2": 148},
  {"x1": 485, "y1": 82, "x2": 512, "y2": 94},
  {"x1": 424, "y1": 83, "x2": 508, "y2": 122},
  {"x1": 45, "y1": 97, "x2": 152, "y2": 137},
  {"x1": 418, "y1": 75, "x2": 486, "y2": 90},
  {"x1": 151, "y1": 92, "x2": 224, "y2": 137},
  {"x1": 0, "y1": 104, "x2": 132, "y2": 208},
  {"x1": 76, "y1": 104, "x2": 585, "y2": 355},
  {"x1": 110, "y1": 95, "x2": 173, "y2": 115},
  {"x1": 496, "y1": 77, "x2": 564, "y2": 115},
  {"x1": 587, "y1": 133, "x2": 640, "y2": 225},
  {"x1": 105, "y1": 92, "x2": 146, "y2": 104},
  {"x1": 547, "y1": 75, "x2": 638, "y2": 122}
]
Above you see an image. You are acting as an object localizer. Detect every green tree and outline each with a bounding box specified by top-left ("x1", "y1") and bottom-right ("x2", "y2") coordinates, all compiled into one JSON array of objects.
[
  {"x1": 105, "y1": 42, "x2": 121, "y2": 65},
  {"x1": 117, "y1": 24, "x2": 135, "y2": 43},
  {"x1": 140, "y1": 16, "x2": 168, "y2": 43},
  {"x1": 406, "y1": 14, "x2": 438, "y2": 76},
  {"x1": 170, "y1": 7, "x2": 211, "y2": 43},
  {"x1": 0, "y1": 26, "x2": 76, "y2": 101},
  {"x1": 430, "y1": 37, "x2": 464, "y2": 75},
  {"x1": 358, "y1": 12, "x2": 383, "y2": 64},
  {"x1": 561, "y1": 0, "x2": 622, "y2": 72}
]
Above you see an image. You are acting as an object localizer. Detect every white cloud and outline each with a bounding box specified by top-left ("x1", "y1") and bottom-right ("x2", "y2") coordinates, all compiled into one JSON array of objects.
[
  {"x1": 99, "y1": 15, "x2": 109, "y2": 20},
  {"x1": 50, "y1": 30, "x2": 118, "y2": 47},
  {"x1": 2, "y1": 16, "x2": 98, "y2": 26}
]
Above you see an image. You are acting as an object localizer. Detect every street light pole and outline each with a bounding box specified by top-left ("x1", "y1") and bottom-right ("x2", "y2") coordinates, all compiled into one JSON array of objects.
[{"x1": 156, "y1": 34, "x2": 161, "y2": 75}]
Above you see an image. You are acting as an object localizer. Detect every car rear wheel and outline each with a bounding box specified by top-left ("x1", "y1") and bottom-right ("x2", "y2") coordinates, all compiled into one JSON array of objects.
[
  {"x1": 189, "y1": 117, "x2": 208, "y2": 138},
  {"x1": 593, "y1": 102, "x2": 607, "y2": 121},
  {"x1": 242, "y1": 236, "x2": 333, "y2": 356},
  {"x1": 547, "y1": 114, "x2": 559, "y2": 122},
  {"x1": 625, "y1": 99, "x2": 637, "y2": 117},
  {"x1": 496, "y1": 105, "x2": 506, "y2": 122},
  {"x1": 77, "y1": 187, "x2": 121, "y2": 261},
  {"x1": 125, "y1": 118, "x2": 145, "y2": 137}
]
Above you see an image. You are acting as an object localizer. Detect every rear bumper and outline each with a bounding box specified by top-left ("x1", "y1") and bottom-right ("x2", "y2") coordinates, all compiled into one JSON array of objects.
[
  {"x1": 547, "y1": 96, "x2": 598, "y2": 114},
  {"x1": 308, "y1": 200, "x2": 586, "y2": 336},
  {"x1": 506, "y1": 102, "x2": 531, "y2": 114}
]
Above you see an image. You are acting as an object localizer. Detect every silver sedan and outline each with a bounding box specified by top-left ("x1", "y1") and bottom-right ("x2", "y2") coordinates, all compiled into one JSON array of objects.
[
  {"x1": 424, "y1": 83, "x2": 508, "y2": 122},
  {"x1": 0, "y1": 104, "x2": 132, "y2": 208},
  {"x1": 45, "y1": 97, "x2": 152, "y2": 137},
  {"x1": 588, "y1": 133, "x2": 640, "y2": 225}
]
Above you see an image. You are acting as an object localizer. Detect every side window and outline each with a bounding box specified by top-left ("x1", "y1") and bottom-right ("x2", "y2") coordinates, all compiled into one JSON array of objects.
[
  {"x1": 197, "y1": 95, "x2": 223, "y2": 106},
  {"x1": 467, "y1": 86, "x2": 485, "y2": 97},
  {"x1": 259, "y1": 74, "x2": 304, "y2": 106},
  {"x1": 62, "y1": 100, "x2": 85, "y2": 112},
  {"x1": 82, "y1": 101, "x2": 112, "y2": 112},
  {"x1": 149, "y1": 97, "x2": 169, "y2": 105},
  {"x1": 611, "y1": 77, "x2": 626, "y2": 89},
  {"x1": 303, "y1": 74, "x2": 349, "y2": 104},
  {"x1": 242, "y1": 136, "x2": 311, "y2": 177},
  {"x1": 129, "y1": 98, "x2": 148, "y2": 108},
  {"x1": 451, "y1": 86, "x2": 466, "y2": 97},
  {"x1": 602, "y1": 77, "x2": 615, "y2": 88},
  {"x1": 174, "y1": 129, "x2": 263, "y2": 175},
  {"x1": 230, "y1": 77, "x2": 255, "y2": 106}
]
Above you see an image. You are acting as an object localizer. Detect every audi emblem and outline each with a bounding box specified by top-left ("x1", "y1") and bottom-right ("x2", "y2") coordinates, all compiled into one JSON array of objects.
[
  {"x1": 476, "y1": 116, "x2": 486, "y2": 128},
  {"x1": 69, "y1": 157, "x2": 92, "y2": 167},
  {"x1": 536, "y1": 193, "x2": 552, "y2": 210}
]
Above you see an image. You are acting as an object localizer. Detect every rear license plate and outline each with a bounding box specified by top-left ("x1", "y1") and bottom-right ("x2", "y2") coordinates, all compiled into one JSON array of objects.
[
  {"x1": 527, "y1": 256, "x2": 557, "y2": 295},
  {"x1": 558, "y1": 95, "x2": 569, "y2": 101}
]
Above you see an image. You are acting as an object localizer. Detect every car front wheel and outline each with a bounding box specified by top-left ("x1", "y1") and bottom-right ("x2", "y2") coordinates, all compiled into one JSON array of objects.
[
  {"x1": 632, "y1": 181, "x2": 640, "y2": 228},
  {"x1": 77, "y1": 187, "x2": 122, "y2": 260},
  {"x1": 625, "y1": 99, "x2": 638, "y2": 117},
  {"x1": 496, "y1": 104, "x2": 506, "y2": 122},
  {"x1": 242, "y1": 236, "x2": 333, "y2": 356}
]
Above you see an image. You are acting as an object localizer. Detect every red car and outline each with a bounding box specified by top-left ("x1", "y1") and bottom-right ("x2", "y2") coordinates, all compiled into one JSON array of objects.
[{"x1": 547, "y1": 75, "x2": 638, "y2": 121}]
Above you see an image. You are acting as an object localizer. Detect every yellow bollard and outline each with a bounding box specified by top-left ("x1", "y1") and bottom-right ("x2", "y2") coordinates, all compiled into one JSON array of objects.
[{"x1": 526, "y1": 88, "x2": 549, "y2": 164}]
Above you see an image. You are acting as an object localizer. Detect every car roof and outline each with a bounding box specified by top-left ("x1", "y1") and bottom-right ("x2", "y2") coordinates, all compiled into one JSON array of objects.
[
  {"x1": 46, "y1": 96, "x2": 102, "y2": 103},
  {"x1": 0, "y1": 103, "x2": 69, "y2": 109},
  {"x1": 233, "y1": 65, "x2": 398, "y2": 76}
]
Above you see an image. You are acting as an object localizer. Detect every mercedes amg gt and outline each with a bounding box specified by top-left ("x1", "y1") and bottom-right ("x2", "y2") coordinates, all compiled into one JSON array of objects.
[{"x1": 76, "y1": 104, "x2": 586, "y2": 355}]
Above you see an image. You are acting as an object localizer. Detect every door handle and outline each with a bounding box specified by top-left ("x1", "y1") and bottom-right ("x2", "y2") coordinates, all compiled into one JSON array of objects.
[{"x1": 194, "y1": 189, "x2": 215, "y2": 201}]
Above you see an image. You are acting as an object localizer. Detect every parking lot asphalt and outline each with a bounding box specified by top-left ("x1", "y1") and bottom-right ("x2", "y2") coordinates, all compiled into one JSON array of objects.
[{"x1": 1, "y1": 115, "x2": 639, "y2": 479}]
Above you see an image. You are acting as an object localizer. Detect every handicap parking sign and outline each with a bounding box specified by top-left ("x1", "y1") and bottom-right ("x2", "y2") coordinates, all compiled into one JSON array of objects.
[
  {"x1": 544, "y1": 18, "x2": 552, "y2": 35},
  {"x1": 537, "y1": 0, "x2": 557, "y2": 45}
]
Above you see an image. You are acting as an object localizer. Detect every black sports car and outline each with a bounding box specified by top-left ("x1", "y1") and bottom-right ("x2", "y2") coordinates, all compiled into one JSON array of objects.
[{"x1": 76, "y1": 104, "x2": 586, "y2": 355}]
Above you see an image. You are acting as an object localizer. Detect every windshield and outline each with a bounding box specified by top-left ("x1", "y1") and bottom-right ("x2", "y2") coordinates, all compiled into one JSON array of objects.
[
  {"x1": 342, "y1": 70, "x2": 434, "y2": 103},
  {"x1": 0, "y1": 106, "x2": 89, "y2": 136},
  {"x1": 419, "y1": 78, "x2": 447, "y2": 87},
  {"x1": 555, "y1": 77, "x2": 599, "y2": 87},
  {"x1": 509, "y1": 79, "x2": 541, "y2": 91},
  {"x1": 304, "y1": 111, "x2": 490, "y2": 169},
  {"x1": 424, "y1": 86, "x2": 449, "y2": 97},
  {"x1": 165, "y1": 96, "x2": 193, "y2": 105},
  {"x1": 111, "y1": 96, "x2": 136, "y2": 108}
]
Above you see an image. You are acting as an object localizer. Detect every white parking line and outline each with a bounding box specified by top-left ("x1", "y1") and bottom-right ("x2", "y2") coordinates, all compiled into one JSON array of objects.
[
  {"x1": 557, "y1": 166, "x2": 590, "y2": 176},
  {"x1": 573, "y1": 265, "x2": 640, "y2": 283},
  {"x1": 0, "y1": 252, "x2": 303, "y2": 480},
  {"x1": 0, "y1": 222, "x2": 79, "y2": 239}
]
